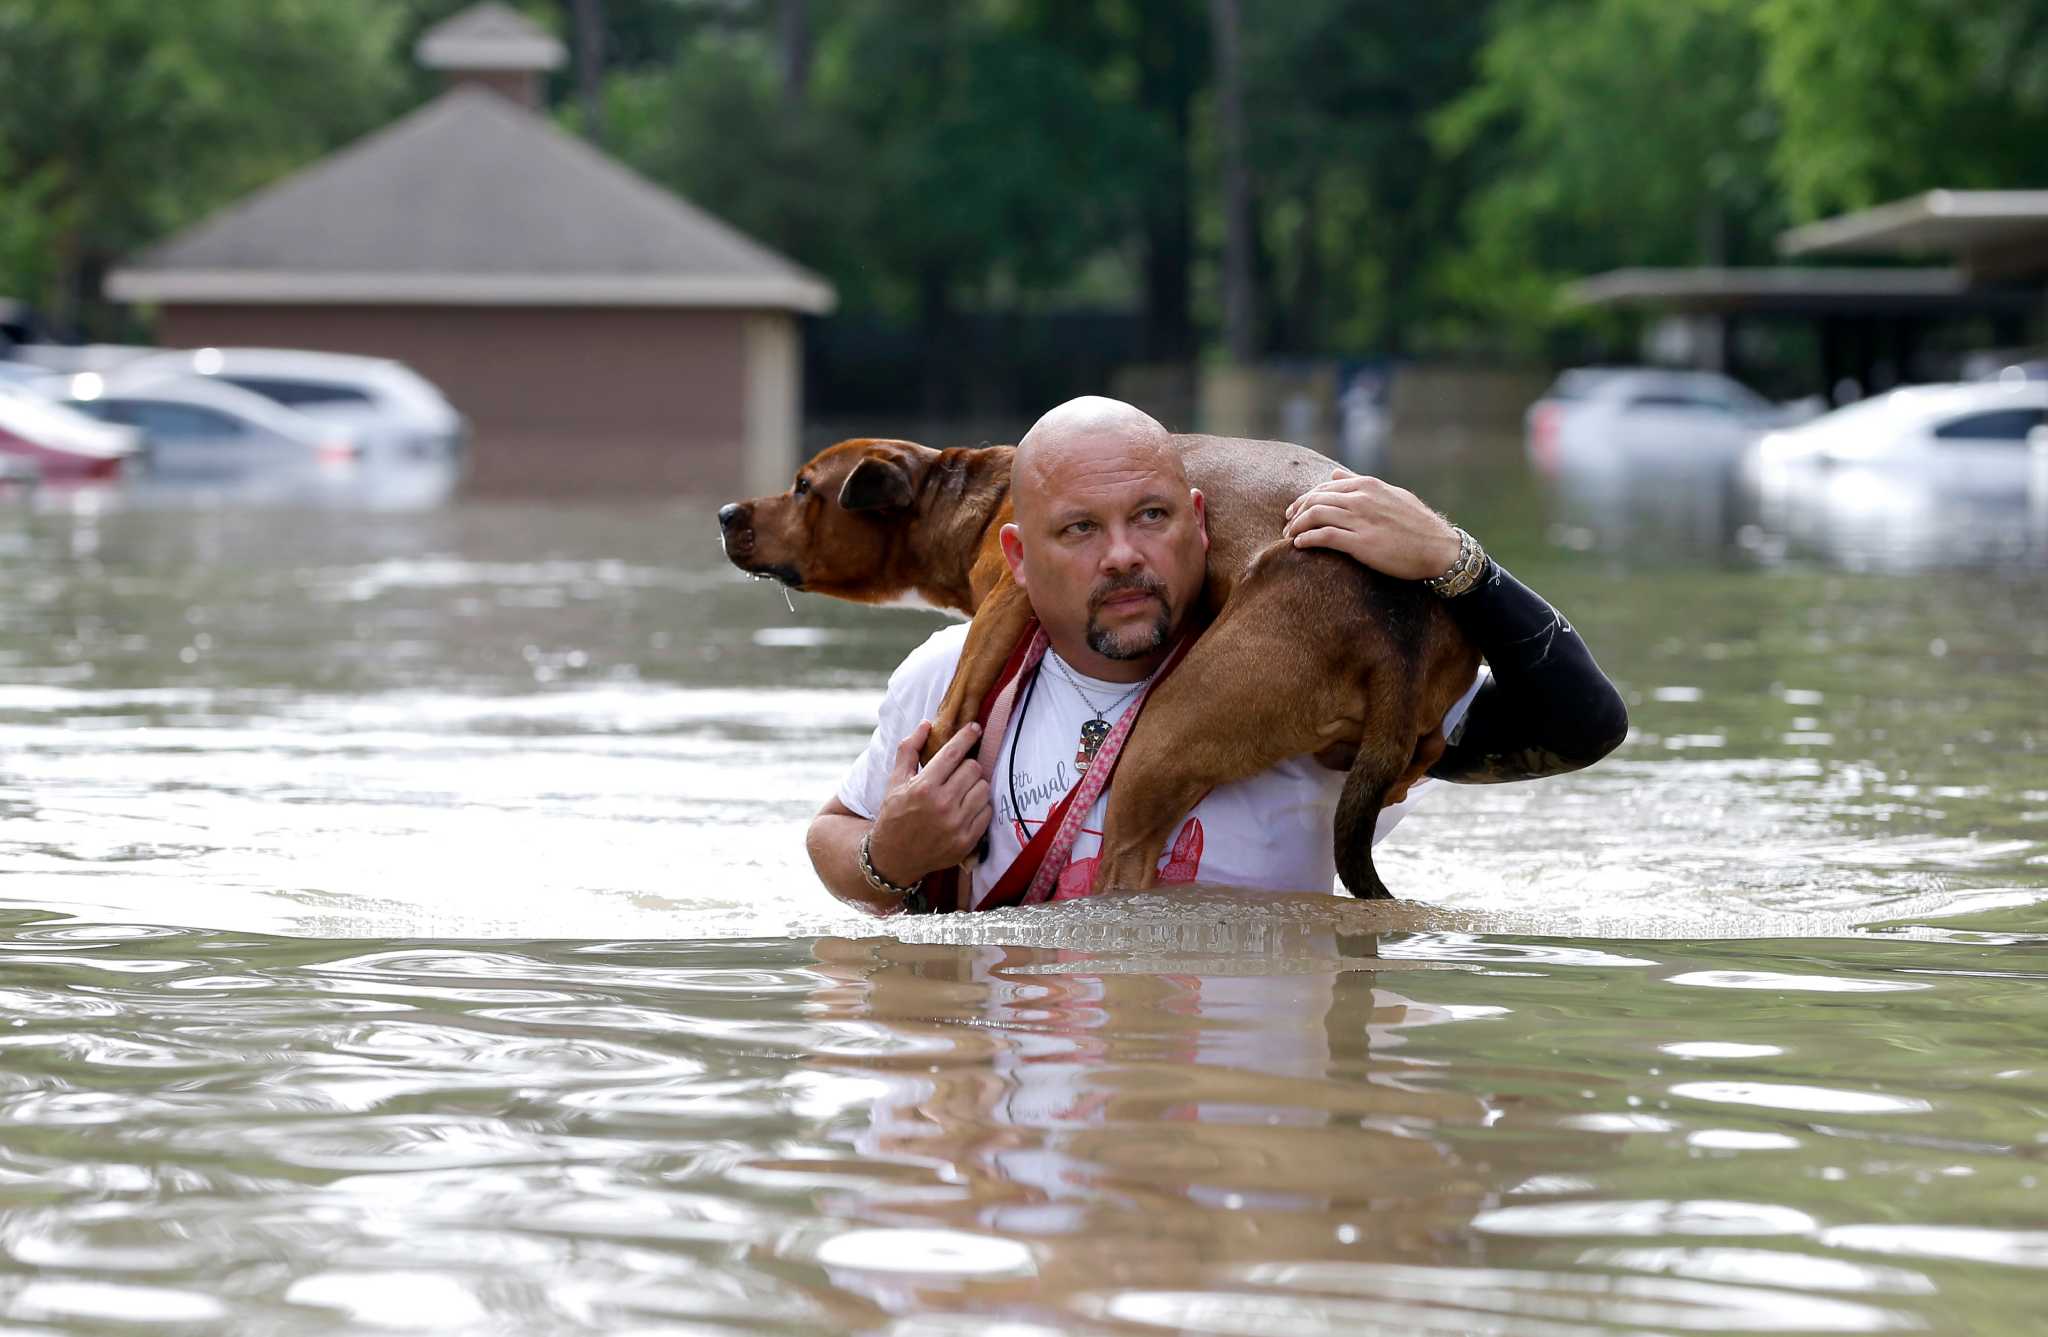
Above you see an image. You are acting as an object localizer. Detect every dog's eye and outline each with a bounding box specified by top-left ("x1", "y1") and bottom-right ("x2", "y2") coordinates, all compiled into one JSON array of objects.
[{"x1": 792, "y1": 476, "x2": 810, "y2": 497}]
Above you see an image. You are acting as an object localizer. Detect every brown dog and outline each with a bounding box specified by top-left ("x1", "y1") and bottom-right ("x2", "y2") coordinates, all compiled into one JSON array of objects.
[{"x1": 719, "y1": 435, "x2": 1479, "y2": 903}]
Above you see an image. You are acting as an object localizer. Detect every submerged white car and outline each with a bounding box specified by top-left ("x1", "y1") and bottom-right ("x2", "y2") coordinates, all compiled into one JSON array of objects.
[
  {"x1": 1743, "y1": 381, "x2": 2048, "y2": 502},
  {"x1": 1525, "y1": 367, "x2": 1818, "y2": 478},
  {"x1": 57, "y1": 372, "x2": 360, "y2": 481},
  {"x1": 109, "y1": 348, "x2": 465, "y2": 460}
]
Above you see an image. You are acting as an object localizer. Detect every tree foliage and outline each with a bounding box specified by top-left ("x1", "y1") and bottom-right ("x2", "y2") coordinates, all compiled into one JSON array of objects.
[
  {"x1": 0, "y1": 0, "x2": 418, "y2": 333},
  {"x1": 3, "y1": 0, "x2": 2045, "y2": 357},
  {"x1": 1240, "y1": 0, "x2": 1490, "y2": 355},
  {"x1": 1760, "y1": 0, "x2": 2048, "y2": 219},
  {"x1": 1432, "y1": 0, "x2": 1781, "y2": 350}
]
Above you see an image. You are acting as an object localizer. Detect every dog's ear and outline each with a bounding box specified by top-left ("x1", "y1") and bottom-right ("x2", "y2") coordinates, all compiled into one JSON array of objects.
[{"x1": 838, "y1": 454, "x2": 916, "y2": 513}]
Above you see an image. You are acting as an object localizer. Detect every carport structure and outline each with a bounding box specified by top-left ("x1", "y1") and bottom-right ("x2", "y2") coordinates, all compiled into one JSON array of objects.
[{"x1": 1570, "y1": 192, "x2": 2048, "y2": 399}]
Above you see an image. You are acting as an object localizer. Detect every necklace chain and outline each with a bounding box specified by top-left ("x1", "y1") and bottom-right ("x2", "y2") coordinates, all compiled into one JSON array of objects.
[{"x1": 1046, "y1": 654, "x2": 1150, "y2": 721}]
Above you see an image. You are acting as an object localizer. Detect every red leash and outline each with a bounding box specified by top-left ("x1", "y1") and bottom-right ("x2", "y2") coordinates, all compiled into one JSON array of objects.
[{"x1": 919, "y1": 620, "x2": 1199, "y2": 913}]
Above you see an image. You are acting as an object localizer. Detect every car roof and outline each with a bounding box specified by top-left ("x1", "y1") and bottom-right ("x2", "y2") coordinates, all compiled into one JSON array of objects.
[
  {"x1": 110, "y1": 348, "x2": 453, "y2": 415},
  {"x1": 72, "y1": 372, "x2": 338, "y2": 441},
  {"x1": 1876, "y1": 381, "x2": 2048, "y2": 414},
  {"x1": 1787, "y1": 381, "x2": 2048, "y2": 435},
  {"x1": 1552, "y1": 366, "x2": 1758, "y2": 398},
  {"x1": 118, "y1": 347, "x2": 411, "y2": 386}
]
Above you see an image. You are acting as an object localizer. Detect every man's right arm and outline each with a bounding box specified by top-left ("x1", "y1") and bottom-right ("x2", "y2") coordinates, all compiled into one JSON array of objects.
[
  {"x1": 806, "y1": 721, "x2": 992, "y2": 915},
  {"x1": 808, "y1": 796, "x2": 912, "y2": 915}
]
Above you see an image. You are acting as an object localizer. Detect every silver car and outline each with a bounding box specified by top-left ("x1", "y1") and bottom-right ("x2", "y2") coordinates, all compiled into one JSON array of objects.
[
  {"x1": 1525, "y1": 367, "x2": 1819, "y2": 478},
  {"x1": 110, "y1": 348, "x2": 464, "y2": 460},
  {"x1": 58, "y1": 372, "x2": 359, "y2": 481}
]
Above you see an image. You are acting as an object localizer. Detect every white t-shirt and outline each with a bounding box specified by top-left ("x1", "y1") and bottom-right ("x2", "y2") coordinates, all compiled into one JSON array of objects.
[{"x1": 838, "y1": 622, "x2": 1481, "y2": 904}]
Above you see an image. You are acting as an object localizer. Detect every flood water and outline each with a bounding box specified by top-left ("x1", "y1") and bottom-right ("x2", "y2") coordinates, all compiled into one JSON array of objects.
[{"x1": 1, "y1": 451, "x2": 2045, "y2": 1334}]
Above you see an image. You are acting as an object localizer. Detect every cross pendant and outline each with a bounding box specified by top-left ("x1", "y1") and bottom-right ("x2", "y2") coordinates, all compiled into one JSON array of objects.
[{"x1": 1076, "y1": 717, "x2": 1111, "y2": 773}]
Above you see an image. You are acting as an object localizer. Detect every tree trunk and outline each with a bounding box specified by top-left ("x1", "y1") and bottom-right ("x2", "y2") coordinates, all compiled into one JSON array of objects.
[
  {"x1": 1136, "y1": 2, "x2": 1199, "y2": 364},
  {"x1": 1283, "y1": 180, "x2": 1319, "y2": 354},
  {"x1": 777, "y1": 0, "x2": 812, "y2": 111},
  {"x1": 918, "y1": 264, "x2": 956, "y2": 421},
  {"x1": 570, "y1": 0, "x2": 606, "y2": 145},
  {"x1": 1210, "y1": 0, "x2": 1257, "y2": 363}
]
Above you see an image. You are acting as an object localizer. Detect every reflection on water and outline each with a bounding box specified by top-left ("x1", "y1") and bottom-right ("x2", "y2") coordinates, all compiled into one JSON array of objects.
[
  {"x1": 0, "y1": 442, "x2": 2044, "y2": 1332},
  {"x1": 2, "y1": 916, "x2": 2046, "y2": 1333},
  {"x1": 1546, "y1": 448, "x2": 2048, "y2": 571}
]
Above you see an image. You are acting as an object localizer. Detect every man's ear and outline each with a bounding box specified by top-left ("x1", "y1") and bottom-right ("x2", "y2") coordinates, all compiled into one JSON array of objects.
[
  {"x1": 1190, "y1": 487, "x2": 1209, "y2": 553},
  {"x1": 999, "y1": 522, "x2": 1027, "y2": 591},
  {"x1": 838, "y1": 455, "x2": 916, "y2": 512}
]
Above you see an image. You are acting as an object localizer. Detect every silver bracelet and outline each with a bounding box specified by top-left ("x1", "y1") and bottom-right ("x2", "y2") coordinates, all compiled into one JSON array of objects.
[
  {"x1": 1423, "y1": 526, "x2": 1486, "y2": 598},
  {"x1": 858, "y1": 828, "x2": 923, "y2": 900}
]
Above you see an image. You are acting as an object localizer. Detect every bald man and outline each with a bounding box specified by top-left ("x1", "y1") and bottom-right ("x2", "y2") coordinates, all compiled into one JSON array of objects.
[{"x1": 809, "y1": 397, "x2": 1625, "y2": 913}]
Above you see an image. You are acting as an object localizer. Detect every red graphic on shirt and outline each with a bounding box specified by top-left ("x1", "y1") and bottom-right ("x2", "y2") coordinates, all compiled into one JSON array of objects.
[
  {"x1": 1052, "y1": 817, "x2": 1204, "y2": 900},
  {"x1": 1157, "y1": 817, "x2": 1205, "y2": 882}
]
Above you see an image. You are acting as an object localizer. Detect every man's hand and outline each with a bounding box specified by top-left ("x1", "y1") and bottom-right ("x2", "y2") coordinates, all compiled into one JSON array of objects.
[
  {"x1": 1282, "y1": 468, "x2": 1462, "y2": 580},
  {"x1": 867, "y1": 720, "x2": 992, "y2": 886}
]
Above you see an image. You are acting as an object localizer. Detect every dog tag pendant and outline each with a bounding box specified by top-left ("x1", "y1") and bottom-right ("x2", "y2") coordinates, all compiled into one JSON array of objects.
[{"x1": 1076, "y1": 717, "x2": 1111, "y2": 773}]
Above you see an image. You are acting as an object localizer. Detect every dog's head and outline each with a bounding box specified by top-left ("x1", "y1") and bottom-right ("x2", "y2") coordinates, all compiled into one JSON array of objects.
[{"x1": 717, "y1": 438, "x2": 938, "y2": 601}]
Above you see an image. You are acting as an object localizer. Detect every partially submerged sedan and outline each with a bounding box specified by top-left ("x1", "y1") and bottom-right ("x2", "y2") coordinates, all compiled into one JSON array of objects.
[
  {"x1": 1525, "y1": 367, "x2": 1820, "y2": 478},
  {"x1": 1743, "y1": 380, "x2": 2048, "y2": 502},
  {"x1": 0, "y1": 386, "x2": 140, "y2": 482},
  {"x1": 57, "y1": 372, "x2": 360, "y2": 481},
  {"x1": 108, "y1": 348, "x2": 464, "y2": 461}
]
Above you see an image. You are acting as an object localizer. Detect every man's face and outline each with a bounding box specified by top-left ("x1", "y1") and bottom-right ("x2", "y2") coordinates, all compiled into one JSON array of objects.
[{"x1": 1002, "y1": 445, "x2": 1208, "y2": 674}]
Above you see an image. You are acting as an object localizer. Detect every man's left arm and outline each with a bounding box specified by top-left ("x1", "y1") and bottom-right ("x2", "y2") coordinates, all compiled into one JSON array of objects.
[{"x1": 1284, "y1": 469, "x2": 1628, "y2": 784}]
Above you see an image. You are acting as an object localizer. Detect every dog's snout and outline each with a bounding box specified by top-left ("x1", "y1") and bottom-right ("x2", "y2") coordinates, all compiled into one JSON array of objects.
[{"x1": 718, "y1": 502, "x2": 747, "y2": 531}]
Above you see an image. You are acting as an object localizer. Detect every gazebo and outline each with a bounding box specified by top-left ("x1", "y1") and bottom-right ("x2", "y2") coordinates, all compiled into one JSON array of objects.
[{"x1": 105, "y1": 2, "x2": 834, "y2": 496}]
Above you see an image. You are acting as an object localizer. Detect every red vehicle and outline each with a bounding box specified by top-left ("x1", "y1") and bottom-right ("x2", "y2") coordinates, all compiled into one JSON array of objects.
[{"x1": 0, "y1": 388, "x2": 138, "y2": 482}]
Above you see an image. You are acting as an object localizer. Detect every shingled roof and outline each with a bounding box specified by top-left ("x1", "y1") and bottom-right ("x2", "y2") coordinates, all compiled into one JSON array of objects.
[
  {"x1": 106, "y1": 86, "x2": 835, "y2": 313},
  {"x1": 415, "y1": 1, "x2": 564, "y2": 71}
]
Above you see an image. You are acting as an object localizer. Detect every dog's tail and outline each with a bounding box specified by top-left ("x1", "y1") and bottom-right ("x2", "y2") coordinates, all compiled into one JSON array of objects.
[{"x1": 1332, "y1": 735, "x2": 1406, "y2": 900}]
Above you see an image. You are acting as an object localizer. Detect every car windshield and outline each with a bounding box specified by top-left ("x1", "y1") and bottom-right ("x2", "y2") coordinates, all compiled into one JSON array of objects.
[
  {"x1": 222, "y1": 375, "x2": 374, "y2": 408},
  {"x1": 115, "y1": 401, "x2": 251, "y2": 440},
  {"x1": 1547, "y1": 370, "x2": 1634, "y2": 401}
]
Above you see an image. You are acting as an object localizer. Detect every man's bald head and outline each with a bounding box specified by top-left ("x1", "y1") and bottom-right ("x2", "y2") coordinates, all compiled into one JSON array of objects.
[
  {"x1": 1012, "y1": 396, "x2": 1184, "y2": 527},
  {"x1": 999, "y1": 396, "x2": 1208, "y2": 678}
]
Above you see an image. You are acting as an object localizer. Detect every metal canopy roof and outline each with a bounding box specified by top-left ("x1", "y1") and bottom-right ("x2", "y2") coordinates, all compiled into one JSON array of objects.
[
  {"x1": 1563, "y1": 266, "x2": 2036, "y2": 315},
  {"x1": 1778, "y1": 191, "x2": 2048, "y2": 281}
]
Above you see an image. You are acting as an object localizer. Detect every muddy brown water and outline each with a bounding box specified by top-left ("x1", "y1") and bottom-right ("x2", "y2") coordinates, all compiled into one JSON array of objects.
[{"x1": 0, "y1": 453, "x2": 2045, "y2": 1333}]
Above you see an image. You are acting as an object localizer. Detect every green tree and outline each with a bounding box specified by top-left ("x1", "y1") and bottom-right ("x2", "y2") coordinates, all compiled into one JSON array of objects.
[
  {"x1": 1017, "y1": 0, "x2": 1209, "y2": 362},
  {"x1": 1759, "y1": 0, "x2": 2048, "y2": 219},
  {"x1": 1240, "y1": 1, "x2": 1491, "y2": 356},
  {"x1": 1431, "y1": 0, "x2": 1780, "y2": 351},
  {"x1": 599, "y1": 0, "x2": 1163, "y2": 408},
  {"x1": 0, "y1": 0, "x2": 416, "y2": 336}
]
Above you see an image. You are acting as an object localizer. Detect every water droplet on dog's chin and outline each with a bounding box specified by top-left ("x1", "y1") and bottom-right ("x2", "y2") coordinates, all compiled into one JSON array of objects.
[{"x1": 781, "y1": 584, "x2": 797, "y2": 615}]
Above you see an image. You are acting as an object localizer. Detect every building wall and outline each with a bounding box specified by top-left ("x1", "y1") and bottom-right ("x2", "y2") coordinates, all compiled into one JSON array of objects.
[
  {"x1": 156, "y1": 305, "x2": 758, "y2": 496},
  {"x1": 742, "y1": 314, "x2": 800, "y2": 498}
]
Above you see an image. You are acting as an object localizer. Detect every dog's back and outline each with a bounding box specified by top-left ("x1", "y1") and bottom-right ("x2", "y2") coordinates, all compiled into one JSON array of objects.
[{"x1": 1172, "y1": 433, "x2": 1338, "y2": 608}]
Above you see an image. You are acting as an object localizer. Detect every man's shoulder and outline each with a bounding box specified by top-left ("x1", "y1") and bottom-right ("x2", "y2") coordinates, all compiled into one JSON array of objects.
[{"x1": 884, "y1": 620, "x2": 971, "y2": 695}]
